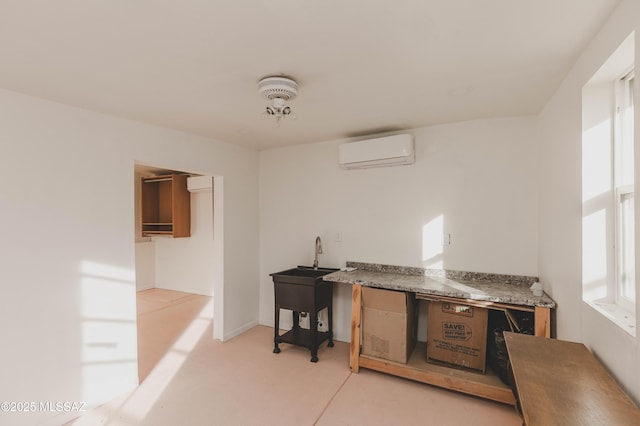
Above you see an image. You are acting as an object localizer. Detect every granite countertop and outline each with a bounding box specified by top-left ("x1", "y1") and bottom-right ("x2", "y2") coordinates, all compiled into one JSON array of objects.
[{"x1": 323, "y1": 262, "x2": 556, "y2": 309}]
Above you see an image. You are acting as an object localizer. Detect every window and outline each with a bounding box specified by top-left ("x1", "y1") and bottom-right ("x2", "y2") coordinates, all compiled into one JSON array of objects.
[
  {"x1": 581, "y1": 32, "x2": 635, "y2": 336},
  {"x1": 614, "y1": 70, "x2": 635, "y2": 312}
]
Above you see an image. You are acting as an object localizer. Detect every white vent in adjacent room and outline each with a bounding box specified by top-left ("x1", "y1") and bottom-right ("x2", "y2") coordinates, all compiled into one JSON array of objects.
[{"x1": 187, "y1": 175, "x2": 213, "y2": 193}]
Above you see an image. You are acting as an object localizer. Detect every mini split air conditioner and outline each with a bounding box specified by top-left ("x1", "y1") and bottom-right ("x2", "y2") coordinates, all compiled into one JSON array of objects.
[
  {"x1": 338, "y1": 134, "x2": 415, "y2": 169},
  {"x1": 187, "y1": 175, "x2": 213, "y2": 193}
]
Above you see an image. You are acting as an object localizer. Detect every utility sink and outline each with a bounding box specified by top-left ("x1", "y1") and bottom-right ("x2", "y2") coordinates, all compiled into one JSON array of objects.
[
  {"x1": 270, "y1": 266, "x2": 339, "y2": 362},
  {"x1": 270, "y1": 266, "x2": 339, "y2": 285}
]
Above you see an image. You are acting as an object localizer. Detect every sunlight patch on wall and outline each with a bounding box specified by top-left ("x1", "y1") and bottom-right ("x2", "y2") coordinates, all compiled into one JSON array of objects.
[
  {"x1": 582, "y1": 209, "x2": 609, "y2": 301},
  {"x1": 581, "y1": 88, "x2": 614, "y2": 307},
  {"x1": 422, "y1": 215, "x2": 444, "y2": 269},
  {"x1": 81, "y1": 277, "x2": 136, "y2": 320},
  {"x1": 81, "y1": 261, "x2": 137, "y2": 407},
  {"x1": 83, "y1": 261, "x2": 136, "y2": 283},
  {"x1": 582, "y1": 119, "x2": 612, "y2": 203}
]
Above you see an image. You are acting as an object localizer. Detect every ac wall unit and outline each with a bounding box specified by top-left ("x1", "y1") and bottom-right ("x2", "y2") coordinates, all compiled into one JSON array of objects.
[
  {"x1": 187, "y1": 175, "x2": 213, "y2": 192},
  {"x1": 338, "y1": 134, "x2": 414, "y2": 169}
]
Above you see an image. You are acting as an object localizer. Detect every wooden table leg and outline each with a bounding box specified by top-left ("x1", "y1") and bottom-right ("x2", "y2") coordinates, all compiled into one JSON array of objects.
[
  {"x1": 534, "y1": 306, "x2": 551, "y2": 337},
  {"x1": 350, "y1": 284, "x2": 362, "y2": 373}
]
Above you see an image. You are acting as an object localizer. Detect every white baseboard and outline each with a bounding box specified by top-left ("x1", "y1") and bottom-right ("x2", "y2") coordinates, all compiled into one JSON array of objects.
[{"x1": 223, "y1": 319, "x2": 258, "y2": 342}]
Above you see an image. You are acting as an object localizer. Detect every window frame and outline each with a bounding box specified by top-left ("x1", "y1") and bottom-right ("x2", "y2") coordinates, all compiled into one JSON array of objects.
[{"x1": 613, "y1": 68, "x2": 635, "y2": 314}]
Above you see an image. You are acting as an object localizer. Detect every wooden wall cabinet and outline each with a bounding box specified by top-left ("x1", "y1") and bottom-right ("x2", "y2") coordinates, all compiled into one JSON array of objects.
[{"x1": 141, "y1": 174, "x2": 190, "y2": 238}]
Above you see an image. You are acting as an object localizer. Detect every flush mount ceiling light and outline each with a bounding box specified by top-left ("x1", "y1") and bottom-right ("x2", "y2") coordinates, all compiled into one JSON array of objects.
[{"x1": 258, "y1": 76, "x2": 298, "y2": 120}]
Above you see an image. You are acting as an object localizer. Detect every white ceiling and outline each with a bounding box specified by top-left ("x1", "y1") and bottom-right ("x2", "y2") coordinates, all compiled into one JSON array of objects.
[{"x1": 0, "y1": 1, "x2": 620, "y2": 150}]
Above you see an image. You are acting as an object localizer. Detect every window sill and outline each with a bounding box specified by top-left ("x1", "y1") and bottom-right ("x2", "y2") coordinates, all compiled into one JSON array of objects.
[{"x1": 588, "y1": 300, "x2": 636, "y2": 337}]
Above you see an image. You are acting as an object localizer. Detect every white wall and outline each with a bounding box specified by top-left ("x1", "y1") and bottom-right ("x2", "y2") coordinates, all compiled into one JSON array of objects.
[
  {"x1": 259, "y1": 117, "x2": 539, "y2": 342},
  {"x1": 154, "y1": 188, "x2": 216, "y2": 296},
  {"x1": 538, "y1": 0, "x2": 640, "y2": 403},
  {"x1": 135, "y1": 241, "x2": 156, "y2": 291},
  {"x1": 0, "y1": 88, "x2": 259, "y2": 425}
]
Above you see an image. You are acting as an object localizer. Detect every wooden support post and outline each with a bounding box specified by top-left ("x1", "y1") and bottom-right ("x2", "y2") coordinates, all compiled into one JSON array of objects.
[
  {"x1": 350, "y1": 284, "x2": 362, "y2": 373},
  {"x1": 534, "y1": 306, "x2": 551, "y2": 338}
]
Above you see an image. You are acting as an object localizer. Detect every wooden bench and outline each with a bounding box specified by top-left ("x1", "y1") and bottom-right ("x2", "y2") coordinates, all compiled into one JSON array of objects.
[{"x1": 504, "y1": 332, "x2": 640, "y2": 425}]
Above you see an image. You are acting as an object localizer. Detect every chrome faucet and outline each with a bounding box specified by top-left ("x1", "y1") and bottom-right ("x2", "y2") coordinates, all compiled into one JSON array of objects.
[{"x1": 313, "y1": 236, "x2": 323, "y2": 269}]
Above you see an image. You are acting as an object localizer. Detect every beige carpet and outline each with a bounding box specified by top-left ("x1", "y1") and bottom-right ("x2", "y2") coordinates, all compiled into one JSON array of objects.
[{"x1": 70, "y1": 289, "x2": 521, "y2": 425}]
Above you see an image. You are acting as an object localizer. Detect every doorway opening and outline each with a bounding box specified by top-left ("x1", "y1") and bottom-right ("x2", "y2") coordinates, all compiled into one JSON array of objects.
[{"x1": 133, "y1": 163, "x2": 222, "y2": 382}]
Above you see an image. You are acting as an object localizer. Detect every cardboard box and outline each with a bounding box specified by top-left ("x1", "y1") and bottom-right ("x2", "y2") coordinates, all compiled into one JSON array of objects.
[
  {"x1": 426, "y1": 301, "x2": 488, "y2": 373},
  {"x1": 362, "y1": 287, "x2": 416, "y2": 363}
]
